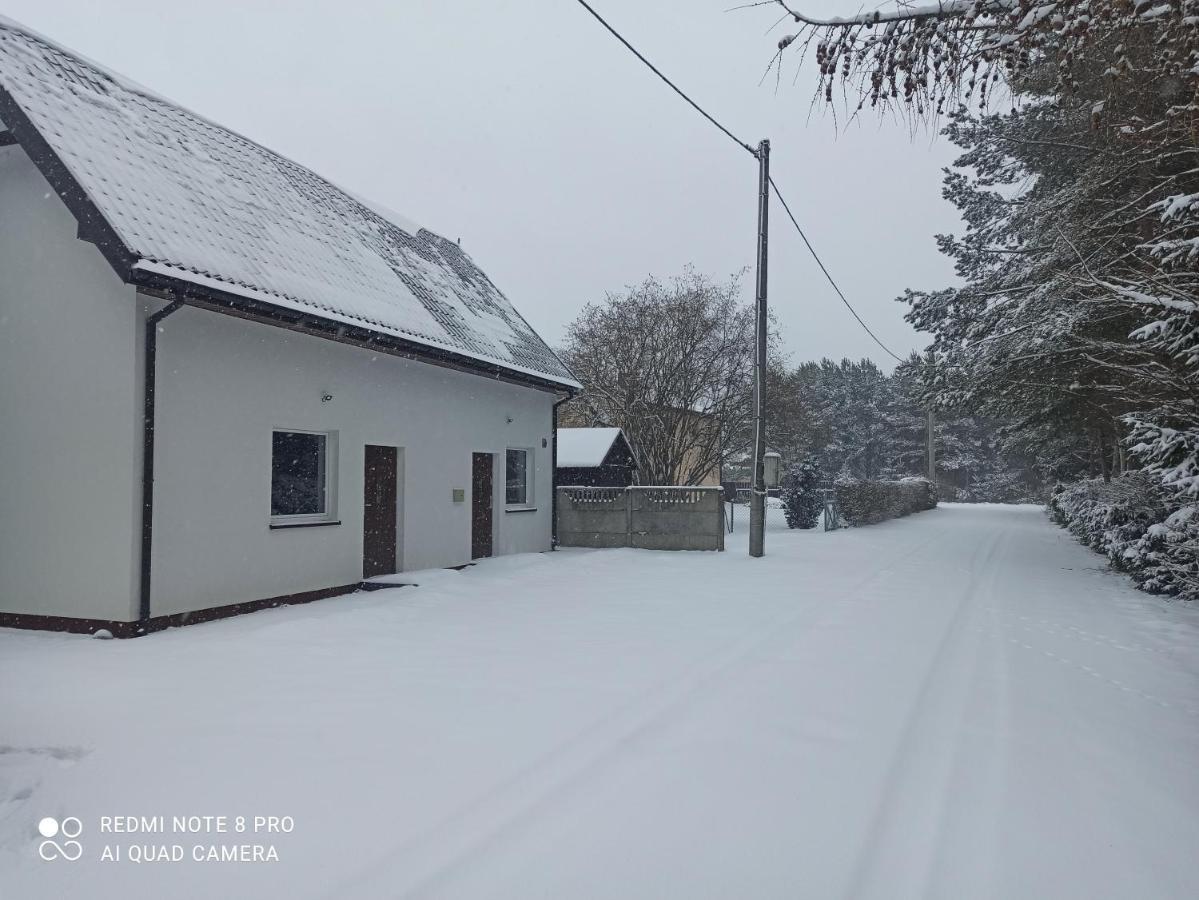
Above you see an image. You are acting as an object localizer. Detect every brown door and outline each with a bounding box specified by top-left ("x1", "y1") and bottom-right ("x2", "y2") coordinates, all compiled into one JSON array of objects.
[
  {"x1": 363, "y1": 445, "x2": 398, "y2": 578},
  {"x1": 471, "y1": 452, "x2": 493, "y2": 559}
]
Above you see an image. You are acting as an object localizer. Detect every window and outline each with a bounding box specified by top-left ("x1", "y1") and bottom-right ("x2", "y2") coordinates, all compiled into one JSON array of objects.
[
  {"x1": 272, "y1": 431, "x2": 333, "y2": 521},
  {"x1": 505, "y1": 448, "x2": 530, "y2": 506}
]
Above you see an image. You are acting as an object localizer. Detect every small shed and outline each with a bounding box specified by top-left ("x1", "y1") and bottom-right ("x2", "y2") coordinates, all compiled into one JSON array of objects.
[{"x1": 556, "y1": 427, "x2": 638, "y2": 487}]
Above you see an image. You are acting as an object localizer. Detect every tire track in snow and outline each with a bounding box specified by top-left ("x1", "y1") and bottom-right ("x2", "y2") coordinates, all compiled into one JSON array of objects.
[
  {"x1": 844, "y1": 519, "x2": 1015, "y2": 900},
  {"x1": 932, "y1": 578, "x2": 1013, "y2": 898},
  {"x1": 324, "y1": 529, "x2": 950, "y2": 899}
]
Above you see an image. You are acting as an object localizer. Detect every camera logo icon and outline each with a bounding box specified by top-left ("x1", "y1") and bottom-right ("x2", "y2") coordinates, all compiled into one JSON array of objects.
[{"x1": 38, "y1": 817, "x2": 83, "y2": 861}]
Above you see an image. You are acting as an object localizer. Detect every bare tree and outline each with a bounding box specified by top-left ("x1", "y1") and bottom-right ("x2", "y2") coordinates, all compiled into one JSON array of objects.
[{"x1": 561, "y1": 270, "x2": 754, "y2": 485}]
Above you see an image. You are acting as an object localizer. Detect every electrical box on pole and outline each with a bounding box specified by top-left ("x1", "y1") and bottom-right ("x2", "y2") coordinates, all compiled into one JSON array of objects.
[{"x1": 749, "y1": 139, "x2": 770, "y2": 558}]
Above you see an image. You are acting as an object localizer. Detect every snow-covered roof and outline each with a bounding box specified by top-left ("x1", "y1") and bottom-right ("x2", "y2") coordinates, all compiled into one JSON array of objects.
[
  {"x1": 556, "y1": 427, "x2": 629, "y2": 468},
  {"x1": 0, "y1": 17, "x2": 578, "y2": 389}
]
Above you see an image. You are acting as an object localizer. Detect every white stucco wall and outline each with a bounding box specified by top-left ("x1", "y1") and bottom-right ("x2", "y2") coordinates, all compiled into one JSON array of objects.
[
  {"x1": 148, "y1": 303, "x2": 557, "y2": 618},
  {"x1": 1, "y1": 143, "x2": 558, "y2": 624},
  {"x1": 0, "y1": 147, "x2": 141, "y2": 621}
]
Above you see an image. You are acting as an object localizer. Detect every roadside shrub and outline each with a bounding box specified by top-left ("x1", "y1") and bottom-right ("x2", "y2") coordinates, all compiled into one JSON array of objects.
[
  {"x1": 835, "y1": 476, "x2": 937, "y2": 526},
  {"x1": 1048, "y1": 475, "x2": 1197, "y2": 601},
  {"x1": 781, "y1": 457, "x2": 823, "y2": 529}
]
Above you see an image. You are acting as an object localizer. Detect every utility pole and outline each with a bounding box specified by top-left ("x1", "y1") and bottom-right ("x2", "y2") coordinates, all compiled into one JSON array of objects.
[
  {"x1": 927, "y1": 406, "x2": 936, "y2": 482},
  {"x1": 926, "y1": 349, "x2": 936, "y2": 486},
  {"x1": 749, "y1": 138, "x2": 770, "y2": 558}
]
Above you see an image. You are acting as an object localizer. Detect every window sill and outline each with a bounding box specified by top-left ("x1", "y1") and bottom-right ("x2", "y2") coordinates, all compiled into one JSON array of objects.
[
  {"x1": 270, "y1": 520, "x2": 342, "y2": 530},
  {"x1": 505, "y1": 506, "x2": 538, "y2": 514}
]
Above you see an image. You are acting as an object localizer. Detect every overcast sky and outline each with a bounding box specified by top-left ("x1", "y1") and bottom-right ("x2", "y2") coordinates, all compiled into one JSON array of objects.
[{"x1": 6, "y1": 1, "x2": 962, "y2": 370}]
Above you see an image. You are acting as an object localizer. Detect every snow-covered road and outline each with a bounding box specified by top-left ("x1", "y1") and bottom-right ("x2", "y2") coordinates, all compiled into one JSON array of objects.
[{"x1": 2, "y1": 504, "x2": 1197, "y2": 898}]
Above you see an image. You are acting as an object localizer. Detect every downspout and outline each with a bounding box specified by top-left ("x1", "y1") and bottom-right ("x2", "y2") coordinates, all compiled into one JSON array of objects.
[
  {"x1": 139, "y1": 298, "x2": 184, "y2": 626},
  {"x1": 551, "y1": 393, "x2": 572, "y2": 550}
]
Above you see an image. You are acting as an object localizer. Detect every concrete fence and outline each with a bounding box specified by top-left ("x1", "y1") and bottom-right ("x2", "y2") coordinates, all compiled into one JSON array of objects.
[{"x1": 556, "y1": 486, "x2": 725, "y2": 551}]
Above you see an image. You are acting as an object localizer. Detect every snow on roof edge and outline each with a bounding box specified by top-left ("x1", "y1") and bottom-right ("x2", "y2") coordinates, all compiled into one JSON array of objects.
[
  {"x1": 336, "y1": 185, "x2": 425, "y2": 240},
  {"x1": 133, "y1": 260, "x2": 582, "y2": 390}
]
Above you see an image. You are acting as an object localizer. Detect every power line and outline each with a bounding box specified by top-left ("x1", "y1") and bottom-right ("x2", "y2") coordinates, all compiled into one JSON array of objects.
[
  {"x1": 570, "y1": 0, "x2": 906, "y2": 364},
  {"x1": 571, "y1": 0, "x2": 757, "y2": 157},
  {"x1": 768, "y1": 175, "x2": 906, "y2": 363}
]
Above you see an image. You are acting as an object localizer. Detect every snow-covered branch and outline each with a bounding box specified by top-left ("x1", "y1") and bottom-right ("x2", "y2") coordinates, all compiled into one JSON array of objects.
[{"x1": 774, "y1": 0, "x2": 1005, "y2": 28}]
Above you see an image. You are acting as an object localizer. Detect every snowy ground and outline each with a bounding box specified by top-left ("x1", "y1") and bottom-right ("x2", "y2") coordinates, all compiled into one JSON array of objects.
[{"x1": 2, "y1": 504, "x2": 1198, "y2": 898}]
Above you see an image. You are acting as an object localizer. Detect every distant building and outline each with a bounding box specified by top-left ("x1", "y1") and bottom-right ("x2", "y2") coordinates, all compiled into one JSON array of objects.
[
  {"x1": 674, "y1": 408, "x2": 723, "y2": 487},
  {"x1": 558, "y1": 397, "x2": 722, "y2": 486}
]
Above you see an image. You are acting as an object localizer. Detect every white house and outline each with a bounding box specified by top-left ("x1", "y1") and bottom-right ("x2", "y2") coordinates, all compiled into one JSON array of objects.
[{"x1": 0, "y1": 19, "x2": 579, "y2": 636}]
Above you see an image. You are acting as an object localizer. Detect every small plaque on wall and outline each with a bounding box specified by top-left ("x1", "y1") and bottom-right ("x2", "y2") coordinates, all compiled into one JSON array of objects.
[{"x1": 452, "y1": 488, "x2": 465, "y2": 503}]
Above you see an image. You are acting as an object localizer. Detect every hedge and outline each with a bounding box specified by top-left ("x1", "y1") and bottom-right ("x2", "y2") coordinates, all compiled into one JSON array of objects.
[
  {"x1": 1048, "y1": 474, "x2": 1197, "y2": 601},
  {"x1": 834, "y1": 477, "x2": 937, "y2": 527}
]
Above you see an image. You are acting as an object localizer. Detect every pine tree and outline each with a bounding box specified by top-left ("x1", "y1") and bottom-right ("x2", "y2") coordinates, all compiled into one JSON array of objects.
[
  {"x1": 765, "y1": 355, "x2": 1038, "y2": 501},
  {"x1": 759, "y1": 0, "x2": 1199, "y2": 502}
]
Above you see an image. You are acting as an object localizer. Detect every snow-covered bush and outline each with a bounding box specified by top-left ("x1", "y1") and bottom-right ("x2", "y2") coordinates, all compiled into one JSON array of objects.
[
  {"x1": 780, "y1": 457, "x2": 823, "y2": 529},
  {"x1": 1126, "y1": 419, "x2": 1199, "y2": 501},
  {"x1": 1049, "y1": 475, "x2": 1198, "y2": 602},
  {"x1": 835, "y1": 477, "x2": 936, "y2": 527}
]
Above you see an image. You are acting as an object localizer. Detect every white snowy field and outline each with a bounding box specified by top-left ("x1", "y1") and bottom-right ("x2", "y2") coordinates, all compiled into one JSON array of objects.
[{"x1": 2, "y1": 504, "x2": 1198, "y2": 899}]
